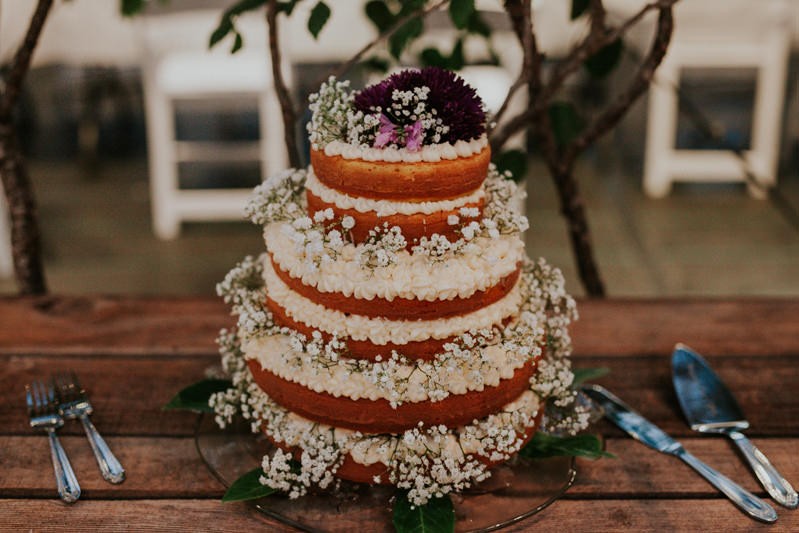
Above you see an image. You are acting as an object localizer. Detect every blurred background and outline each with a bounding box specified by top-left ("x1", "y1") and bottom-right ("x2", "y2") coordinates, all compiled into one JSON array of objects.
[{"x1": 0, "y1": 0, "x2": 797, "y2": 297}]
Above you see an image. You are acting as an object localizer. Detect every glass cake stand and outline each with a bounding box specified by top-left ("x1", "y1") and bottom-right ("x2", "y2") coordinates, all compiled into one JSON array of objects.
[{"x1": 195, "y1": 415, "x2": 577, "y2": 532}]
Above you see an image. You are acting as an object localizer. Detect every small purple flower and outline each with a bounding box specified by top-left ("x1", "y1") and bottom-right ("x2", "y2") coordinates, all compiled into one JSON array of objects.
[
  {"x1": 374, "y1": 114, "x2": 398, "y2": 148},
  {"x1": 404, "y1": 120, "x2": 423, "y2": 152}
]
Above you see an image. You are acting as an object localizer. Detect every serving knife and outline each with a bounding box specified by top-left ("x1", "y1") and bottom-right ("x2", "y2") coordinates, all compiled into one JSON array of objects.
[
  {"x1": 582, "y1": 384, "x2": 777, "y2": 523},
  {"x1": 672, "y1": 343, "x2": 798, "y2": 508}
]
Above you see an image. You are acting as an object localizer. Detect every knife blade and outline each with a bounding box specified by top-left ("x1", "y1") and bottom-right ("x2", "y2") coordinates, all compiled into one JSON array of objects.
[
  {"x1": 672, "y1": 343, "x2": 798, "y2": 508},
  {"x1": 582, "y1": 384, "x2": 777, "y2": 523}
]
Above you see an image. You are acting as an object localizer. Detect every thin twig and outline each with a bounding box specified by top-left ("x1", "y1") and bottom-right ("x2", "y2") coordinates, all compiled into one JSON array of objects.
[
  {"x1": 0, "y1": 0, "x2": 53, "y2": 120},
  {"x1": 562, "y1": 5, "x2": 674, "y2": 168},
  {"x1": 266, "y1": 0, "x2": 301, "y2": 168},
  {"x1": 493, "y1": 0, "x2": 538, "y2": 129},
  {"x1": 490, "y1": 0, "x2": 677, "y2": 152},
  {"x1": 330, "y1": 0, "x2": 449, "y2": 80}
]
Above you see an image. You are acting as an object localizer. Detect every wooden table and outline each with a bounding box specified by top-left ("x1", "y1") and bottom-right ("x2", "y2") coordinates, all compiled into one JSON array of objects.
[{"x1": 2, "y1": 296, "x2": 798, "y2": 531}]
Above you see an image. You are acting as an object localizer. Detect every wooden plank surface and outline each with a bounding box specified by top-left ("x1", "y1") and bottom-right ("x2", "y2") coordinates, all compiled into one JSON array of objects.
[
  {"x1": 1, "y1": 499, "x2": 796, "y2": 532},
  {"x1": 1, "y1": 296, "x2": 798, "y2": 357},
  {"x1": 4, "y1": 354, "x2": 797, "y2": 439},
  {"x1": 2, "y1": 297, "x2": 797, "y2": 532},
  {"x1": 4, "y1": 435, "x2": 797, "y2": 500}
]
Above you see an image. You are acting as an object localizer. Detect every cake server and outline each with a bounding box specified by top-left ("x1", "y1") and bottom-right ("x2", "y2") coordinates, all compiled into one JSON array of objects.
[
  {"x1": 582, "y1": 384, "x2": 777, "y2": 523},
  {"x1": 672, "y1": 343, "x2": 797, "y2": 508}
]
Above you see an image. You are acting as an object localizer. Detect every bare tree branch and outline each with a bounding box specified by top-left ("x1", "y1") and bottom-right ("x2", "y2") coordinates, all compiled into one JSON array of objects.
[
  {"x1": 490, "y1": 0, "x2": 677, "y2": 152},
  {"x1": 0, "y1": 0, "x2": 53, "y2": 120},
  {"x1": 0, "y1": 0, "x2": 54, "y2": 295},
  {"x1": 563, "y1": 5, "x2": 674, "y2": 167},
  {"x1": 266, "y1": 0, "x2": 301, "y2": 168},
  {"x1": 330, "y1": 0, "x2": 449, "y2": 80}
]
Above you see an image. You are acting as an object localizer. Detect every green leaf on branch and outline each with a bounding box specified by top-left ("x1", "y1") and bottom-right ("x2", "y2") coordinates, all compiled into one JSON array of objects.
[
  {"x1": 208, "y1": 0, "x2": 268, "y2": 52},
  {"x1": 164, "y1": 378, "x2": 232, "y2": 413},
  {"x1": 584, "y1": 38, "x2": 624, "y2": 79},
  {"x1": 449, "y1": 0, "x2": 475, "y2": 30},
  {"x1": 365, "y1": 0, "x2": 394, "y2": 32},
  {"x1": 389, "y1": 17, "x2": 423, "y2": 59},
  {"x1": 277, "y1": 0, "x2": 300, "y2": 15},
  {"x1": 361, "y1": 55, "x2": 390, "y2": 73},
  {"x1": 231, "y1": 32, "x2": 244, "y2": 54},
  {"x1": 548, "y1": 101, "x2": 584, "y2": 148},
  {"x1": 222, "y1": 468, "x2": 277, "y2": 502},
  {"x1": 465, "y1": 10, "x2": 491, "y2": 37},
  {"x1": 420, "y1": 39, "x2": 464, "y2": 71},
  {"x1": 572, "y1": 367, "x2": 610, "y2": 388},
  {"x1": 519, "y1": 433, "x2": 614, "y2": 460},
  {"x1": 570, "y1": 0, "x2": 589, "y2": 19},
  {"x1": 120, "y1": 0, "x2": 146, "y2": 16},
  {"x1": 308, "y1": 1, "x2": 331, "y2": 39},
  {"x1": 494, "y1": 149, "x2": 528, "y2": 182},
  {"x1": 393, "y1": 491, "x2": 455, "y2": 533}
]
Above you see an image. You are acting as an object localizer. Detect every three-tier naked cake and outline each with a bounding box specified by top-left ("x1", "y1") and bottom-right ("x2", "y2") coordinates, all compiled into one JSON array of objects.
[{"x1": 211, "y1": 68, "x2": 588, "y2": 505}]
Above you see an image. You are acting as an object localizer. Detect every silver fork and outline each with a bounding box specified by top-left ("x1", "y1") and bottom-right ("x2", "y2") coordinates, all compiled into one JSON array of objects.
[
  {"x1": 26, "y1": 380, "x2": 81, "y2": 503},
  {"x1": 54, "y1": 372, "x2": 125, "y2": 484}
]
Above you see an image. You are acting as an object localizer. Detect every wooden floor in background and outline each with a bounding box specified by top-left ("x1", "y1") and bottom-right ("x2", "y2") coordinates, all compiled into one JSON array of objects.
[{"x1": 1, "y1": 149, "x2": 797, "y2": 297}]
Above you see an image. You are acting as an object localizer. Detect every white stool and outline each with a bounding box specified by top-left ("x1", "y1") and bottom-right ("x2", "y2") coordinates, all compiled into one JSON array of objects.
[
  {"x1": 138, "y1": 10, "x2": 287, "y2": 239},
  {"x1": 0, "y1": 196, "x2": 12, "y2": 278},
  {"x1": 643, "y1": 0, "x2": 791, "y2": 199}
]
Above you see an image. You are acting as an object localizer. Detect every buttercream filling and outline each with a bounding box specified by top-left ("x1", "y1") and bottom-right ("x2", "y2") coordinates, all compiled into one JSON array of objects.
[
  {"x1": 321, "y1": 134, "x2": 488, "y2": 163},
  {"x1": 254, "y1": 386, "x2": 540, "y2": 466},
  {"x1": 263, "y1": 257, "x2": 523, "y2": 345},
  {"x1": 264, "y1": 223, "x2": 524, "y2": 302},
  {"x1": 305, "y1": 169, "x2": 485, "y2": 216},
  {"x1": 242, "y1": 334, "x2": 527, "y2": 403}
]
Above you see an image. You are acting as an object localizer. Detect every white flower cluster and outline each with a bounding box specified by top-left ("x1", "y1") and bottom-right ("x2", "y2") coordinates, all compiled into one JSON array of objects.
[
  {"x1": 245, "y1": 168, "x2": 307, "y2": 226},
  {"x1": 482, "y1": 164, "x2": 530, "y2": 235},
  {"x1": 279, "y1": 214, "x2": 348, "y2": 273},
  {"x1": 209, "y1": 254, "x2": 586, "y2": 506},
  {"x1": 215, "y1": 256, "x2": 274, "y2": 336},
  {"x1": 357, "y1": 224, "x2": 407, "y2": 269},
  {"x1": 308, "y1": 77, "x2": 356, "y2": 149}
]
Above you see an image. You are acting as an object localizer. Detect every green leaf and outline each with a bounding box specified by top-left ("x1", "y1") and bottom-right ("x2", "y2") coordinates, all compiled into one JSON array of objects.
[
  {"x1": 307, "y1": 1, "x2": 331, "y2": 39},
  {"x1": 361, "y1": 55, "x2": 390, "y2": 73},
  {"x1": 209, "y1": 19, "x2": 234, "y2": 49},
  {"x1": 570, "y1": 0, "x2": 589, "y2": 19},
  {"x1": 365, "y1": 0, "x2": 394, "y2": 32},
  {"x1": 277, "y1": 0, "x2": 300, "y2": 15},
  {"x1": 584, "y1": 38, "x2": 624, "y2": 79},
  {"x1": 572, "y1": 367, "x2": 610, "y2": 388},
  {"x1": 120, "y1": 0, "x2": 145, "y2": 17},
  {"x1": 449, "y1": 0, "x2": 475, "y2": 30},
  {"x1": 548, "y1": 101, "x2": 584, "y2": 148},
  {"x1": 393, "y1": 492, "x2": 455, "y2": 533},
  {"x1": 222, "y1": 468, "x2": 277, "y2": 502},
  {"x1": 494, "y1": 149, "x2": 528, "y2": 182},
  {"x1": 231, "y1": 31, "x2": 244, "y2": 54},
  {"x1": 520, "y1": 433, "x2": 614, "y2": 460},
  {"x1": 465, "y1": 10, "x2": 491, "y2": 37},
  {"x1": 164, "y1": 378, "x2": 232, "y2": 413},
  {"x1": 420, "y1": 48, "x2": 448, "y2": 69},
  {"x1": 388, "y1": 16, "x2": 423, "y2": 59}
]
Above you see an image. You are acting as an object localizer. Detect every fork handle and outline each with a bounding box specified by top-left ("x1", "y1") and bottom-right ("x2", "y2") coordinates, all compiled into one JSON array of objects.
[
  {"x1": 79, "y1": 414, "x2": 125, "y2": 484},
  {"x1": 728, "y1": 430, "x2": 799, "y2": 508},
  {"x1": 47, "y1": 428, "x2": 81, "y2": 503}
]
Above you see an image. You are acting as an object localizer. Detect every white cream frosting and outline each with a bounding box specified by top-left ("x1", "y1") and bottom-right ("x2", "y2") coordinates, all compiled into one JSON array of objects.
[
  {"x1": 254, "y1": 386, "x2": 540, "y2": 466},
  {"x1": 305, "y1": 169, "x2": 485, "y2": 217},
  {"x1": 243, "y1": 334, "x2": 526, "y2": 403},
  {"x1": 265, "y1": 223, "x2": 524, "y2": 302},
  {"x1": 263, "y1": 257, "x2": 523, "y2": 345},
  {"x1": 322, "y1": 134, "x2": 488, "y2": 163}
]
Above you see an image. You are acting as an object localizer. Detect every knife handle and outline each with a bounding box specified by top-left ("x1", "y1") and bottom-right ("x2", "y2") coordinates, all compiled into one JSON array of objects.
[
  {"x1": 676, "y1": 449, "x2": 777, "y2": 523},
  {"x1": 728, "y1": 430, "x2": 798, "y2": 509}
]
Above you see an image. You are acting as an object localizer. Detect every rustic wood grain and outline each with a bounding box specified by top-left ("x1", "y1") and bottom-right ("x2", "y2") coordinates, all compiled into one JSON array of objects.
[
  {"x1": 0, "y1": 436, "x2": 223, "y2": 498},
  {"x1": 1, "y1": 297, "x2": 798, "y2": 357},
  {"x1": 2, "y1": 499, "x2": 796, "y2": 532},
  {"x1": 1, "y1": 355, "x2": 216, "y2": 437},
  {"x1": 4, "y1": 436, "x2": 797, "y2": 501},
  {"x1": 0, "y1": 295, "x2": 231, "y2": 356},
  {"x1": 572, "y1": 299, "x2": 799, "y2": 357}
]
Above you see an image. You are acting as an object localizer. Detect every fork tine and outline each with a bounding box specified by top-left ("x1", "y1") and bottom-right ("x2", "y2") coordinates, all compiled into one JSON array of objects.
[
  {"x1": 70, "y1": 371, "x2": 84, "y2": 395},
  {"x1": 31, "y1": 381, "x2": 43, "y2": 413},
  {"x1": 25, "y1": 385, "x2": 34, "y2": 415}
]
